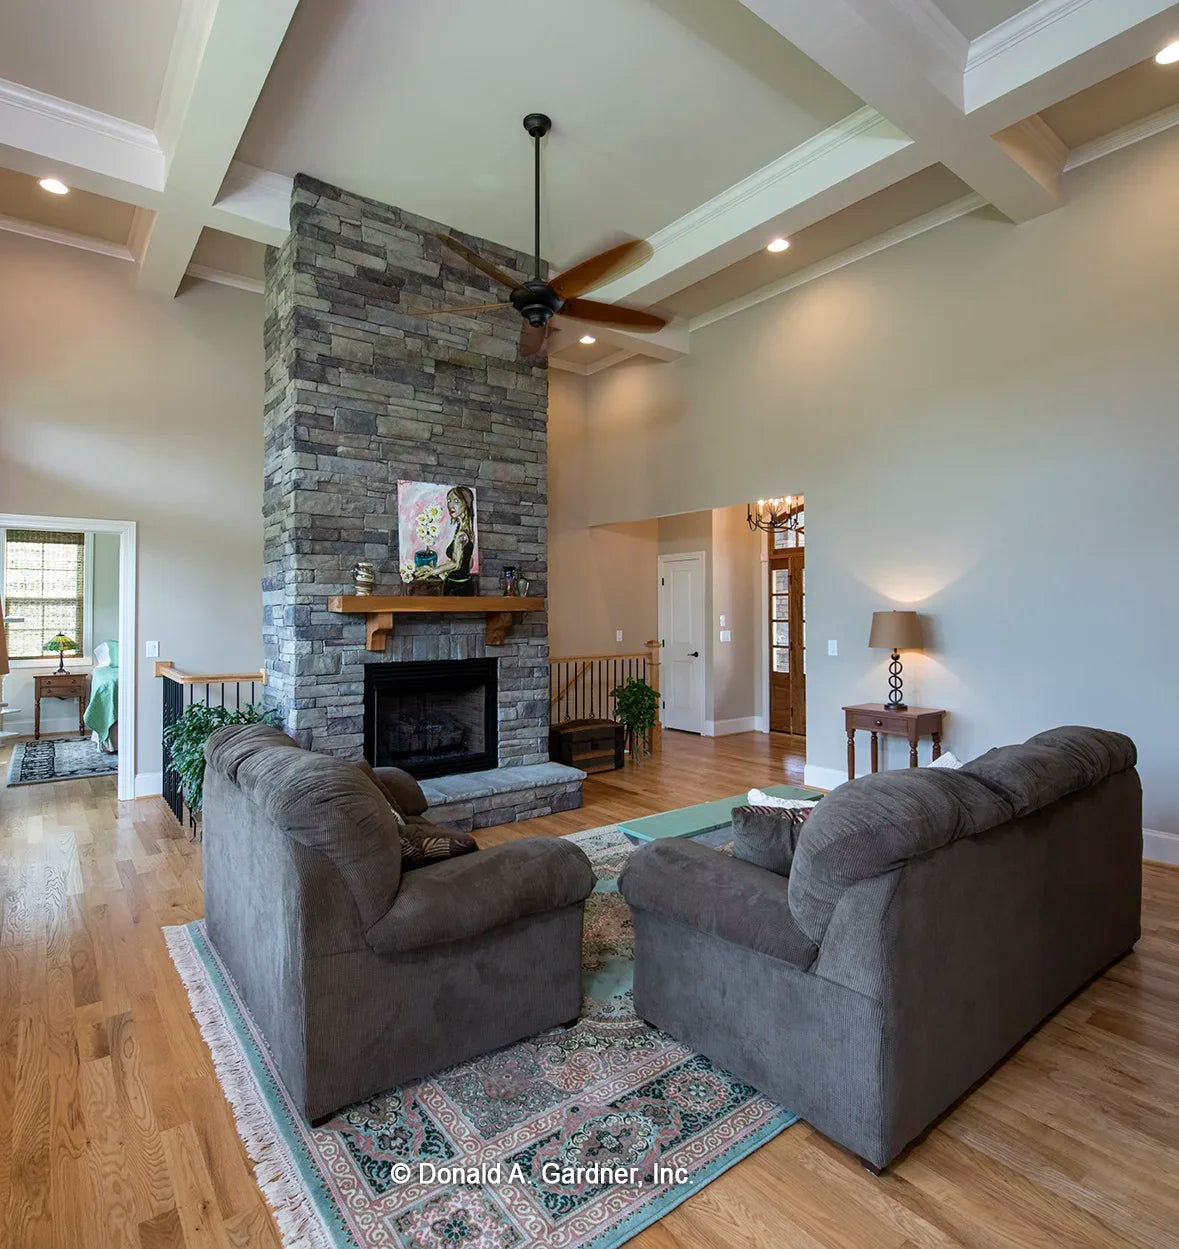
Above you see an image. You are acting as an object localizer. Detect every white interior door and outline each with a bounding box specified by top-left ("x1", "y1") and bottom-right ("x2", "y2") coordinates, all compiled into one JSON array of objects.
[{"x1": 658, "y1": 552, "x2": 706, "y2": 734}]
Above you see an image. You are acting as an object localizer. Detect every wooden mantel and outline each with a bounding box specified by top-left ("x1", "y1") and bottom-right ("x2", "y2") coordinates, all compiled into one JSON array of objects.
[{"x1": 326, "y1": 595, "x2": 546, "y2": 651}]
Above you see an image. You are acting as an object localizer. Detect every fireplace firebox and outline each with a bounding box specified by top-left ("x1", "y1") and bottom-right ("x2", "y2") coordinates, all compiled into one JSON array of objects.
[{"x1": 364, "y1": 659, "x2": 498, "y2": 779}]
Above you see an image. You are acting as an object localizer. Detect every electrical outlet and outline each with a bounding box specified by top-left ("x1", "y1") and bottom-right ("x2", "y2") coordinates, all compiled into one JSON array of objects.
[
  {"x1": 145, "y1": 640, "x2": 160, "y2": 658},
  {"x1": 719, "y1": 629, "x2": 732, "y2": 643},
  {"x1": 615, "y1": 630, "x2": 623, "y2": 643},
  {"x1": 827, "y1": 639, "x2": 838, "y2": 657}
]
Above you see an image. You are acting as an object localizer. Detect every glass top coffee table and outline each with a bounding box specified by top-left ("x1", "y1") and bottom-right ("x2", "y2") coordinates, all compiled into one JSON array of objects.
[{"x1": 617, "y1": 784, "x2": 821, "y2": 843}]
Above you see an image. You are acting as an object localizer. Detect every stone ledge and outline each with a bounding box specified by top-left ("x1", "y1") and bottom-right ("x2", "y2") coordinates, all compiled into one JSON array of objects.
[
  {"x1": 421, "y1": 764, "x2": 585, "y2": 833},
  {"x1": 420, "y1": 763, "x2": 586, "y2": 805}
]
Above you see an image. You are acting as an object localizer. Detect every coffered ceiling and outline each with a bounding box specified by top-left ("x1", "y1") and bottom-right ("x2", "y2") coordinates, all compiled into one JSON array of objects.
[{"x1": 0, "y1": 0, "x2": 1177, "y2": 372}]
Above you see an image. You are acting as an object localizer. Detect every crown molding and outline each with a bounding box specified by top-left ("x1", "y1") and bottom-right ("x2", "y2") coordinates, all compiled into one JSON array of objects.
[
  {"x1": 0, "y1": 213, "x2": 134, "y2": 261},
  {"x1": 648, "y1": 107, "x2": 905, "y2": 256},
  {"x1": 0, "y1": 78, "x2": 159, "y2": 152},
  {"x1": 889, "y1": 0, "x2": 970, "y2": 67},
  {"x1": 1064, "y1": 102, "x2": 1179, "y2": 171},
  {"x1": 966, "y1": 0, "x2": 1097, "y2": 71},
  {"x1": 690, "y1": 192, "x2": 985, "y2": 333},
  {"x1": 184, "y1": 262, "x2": 264, "y2": 294}
]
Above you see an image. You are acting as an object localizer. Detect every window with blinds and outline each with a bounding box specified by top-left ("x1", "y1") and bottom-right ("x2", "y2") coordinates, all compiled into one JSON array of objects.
[{"x1": 2, "y1": 530, "x2": 85, "y2": 660}]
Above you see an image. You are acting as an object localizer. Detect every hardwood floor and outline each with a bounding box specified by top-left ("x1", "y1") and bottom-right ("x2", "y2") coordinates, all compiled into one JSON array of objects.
[{"x1": 1, "y1": 729, "x2": 1177, "y2": 1248}]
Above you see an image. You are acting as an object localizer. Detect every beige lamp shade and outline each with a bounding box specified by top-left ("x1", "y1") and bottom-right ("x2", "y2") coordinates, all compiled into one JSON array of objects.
[{"x1": 868, "y1": 610, "x2": 923, "y2": 651}]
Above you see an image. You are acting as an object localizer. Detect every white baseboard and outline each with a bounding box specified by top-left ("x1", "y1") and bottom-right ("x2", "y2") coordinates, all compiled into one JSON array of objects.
[
  {"x1": 703, "y1": 716, "x2": 762, "y2": 737},
  {"x1": 1143, "y1": 828, "x2": 1179, "y2": 866},
  {"x1": 804, "y1": 763, "x2": 847, "y2": 792},
  {"x1": 134, "y1": 771, "x2": 162, "y2": 798}
]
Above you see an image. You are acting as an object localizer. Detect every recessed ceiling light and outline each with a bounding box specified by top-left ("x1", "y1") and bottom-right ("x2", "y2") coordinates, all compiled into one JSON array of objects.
[
  {"x1": 579, "y1": 334, "x2": 596, "y2": 345},
  {"x1": 39, "y1": 177, "x2": 69, "y2": 195},
  {"x1": 1156, "y1": 40, "x2": 1179, "y2": 64},
  {"x1": 766, "y1": 237, "x2": 790, "y2": 253}
]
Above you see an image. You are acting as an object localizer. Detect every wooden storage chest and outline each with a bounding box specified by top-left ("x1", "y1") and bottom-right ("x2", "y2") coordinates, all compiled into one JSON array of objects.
[{"x1": 549, "y1": 718, "x2": 625, "y2": 773}]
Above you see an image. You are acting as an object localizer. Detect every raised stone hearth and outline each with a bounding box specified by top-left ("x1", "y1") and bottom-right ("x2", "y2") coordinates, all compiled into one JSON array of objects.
[{"x1": 261, "y1": 173, "x2": 579, "y2": 823}]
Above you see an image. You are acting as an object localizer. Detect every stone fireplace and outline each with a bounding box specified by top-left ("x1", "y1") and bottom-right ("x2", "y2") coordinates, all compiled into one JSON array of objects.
[{"x1": 261, "y1": 174, "x2": 580, "y2": 824}]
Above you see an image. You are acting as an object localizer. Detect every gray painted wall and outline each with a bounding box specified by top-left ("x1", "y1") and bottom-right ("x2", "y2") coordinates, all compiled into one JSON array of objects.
[{"x1": 572, "y1": 128, "x2": 1179, "y2": 834}]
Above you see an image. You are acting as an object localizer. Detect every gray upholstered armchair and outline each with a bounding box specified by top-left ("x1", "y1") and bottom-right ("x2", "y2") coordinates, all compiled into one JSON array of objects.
[{"x1": 201, "y1": 724, "x2": 595, "y2": 1122}]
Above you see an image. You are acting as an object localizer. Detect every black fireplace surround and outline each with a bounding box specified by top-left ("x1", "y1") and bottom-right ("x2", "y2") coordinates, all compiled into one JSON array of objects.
[{"x1": 364, "y1": 659, "x2": 498, "y2": 779}]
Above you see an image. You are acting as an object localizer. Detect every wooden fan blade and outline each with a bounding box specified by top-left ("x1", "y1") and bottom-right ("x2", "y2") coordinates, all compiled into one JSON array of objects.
[
  {"x1": 435, "y1": 234, "x2": 520, "y2": 290},
  {"x1": 412, "y1": 302, "x2": 511, "y2": 317},
  {"x1": 519, "y1": 320, "x2": 548, "y2": 360},
  {"x1": 561, "y1": 297, "x2": 667, "y2": 332},
  {"x1": 549, "y1": 239, "x2": 653, "y2": 299}
]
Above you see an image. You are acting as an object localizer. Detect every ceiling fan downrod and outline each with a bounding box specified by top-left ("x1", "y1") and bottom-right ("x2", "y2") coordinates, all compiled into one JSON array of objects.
[{"x1": 522, "y1": 112, "x2": 551, "y2": 281}]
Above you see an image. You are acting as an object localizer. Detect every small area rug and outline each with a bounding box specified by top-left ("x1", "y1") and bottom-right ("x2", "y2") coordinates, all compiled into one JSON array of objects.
[
  {"x1": 6, "y1": 737, "x2": 118, "y2": 786},
  {"x1": 165, "y1": 825, "x2": 797, "y2": 1249}
]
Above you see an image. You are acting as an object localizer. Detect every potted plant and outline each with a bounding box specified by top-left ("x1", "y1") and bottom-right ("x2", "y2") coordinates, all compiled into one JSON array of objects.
[
  {"x1": 609, "y1": 676, "x2": 660, "y2": 765},
  {"x1": 163, "y1": 701, "x2": 281, "y2": 819}
]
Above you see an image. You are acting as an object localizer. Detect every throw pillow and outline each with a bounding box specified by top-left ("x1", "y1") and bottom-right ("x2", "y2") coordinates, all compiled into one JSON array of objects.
[
  {"x1": 353, "y1": 759, "x2": 406, "y2": 824},
  {"x1": 732, "y1": 804, "x2": 813, "y2": 876},
  {"x1": 399, "y1": 825, "x2": 478, "y2": 871},
  {"x1": 747, "y1": 786, "x2": 820, "y2": 811},
  {"x1": 926, "y1": 751, "x2": 964, "y2": 770}
]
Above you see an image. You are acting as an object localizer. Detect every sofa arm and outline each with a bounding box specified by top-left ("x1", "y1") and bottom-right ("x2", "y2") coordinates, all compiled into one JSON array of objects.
[
  {"x1": 372, "y1": 766, "x2": 429, "y2": 816},
  {"x1": 619, "y1": 839, "x2": 818, "y2": 970},
  {"x1": 367, "y1": 837, "x2": 594, "y2": 954}
]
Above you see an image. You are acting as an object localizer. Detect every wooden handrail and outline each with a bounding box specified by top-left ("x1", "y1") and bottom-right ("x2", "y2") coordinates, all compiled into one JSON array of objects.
[
  {"x1": 548, "y1": 651, "x2": 650, "y2": 663},
  {"x1": 154, "y1": 661, "x2": 267, "y2": 686}
]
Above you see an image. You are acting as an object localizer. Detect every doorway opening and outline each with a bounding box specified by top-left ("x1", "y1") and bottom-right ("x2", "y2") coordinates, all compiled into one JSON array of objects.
[{"x1": 0, "y1": 512, "x2": 137, "y2": 799}]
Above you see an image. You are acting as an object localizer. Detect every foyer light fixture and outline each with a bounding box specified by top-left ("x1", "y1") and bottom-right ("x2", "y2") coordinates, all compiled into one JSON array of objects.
[
  {"x1": 39, "y1": 177, "x2": 69, "y2": 195},
  {"x1": 766, "y1": 237, "x2": 790, "y2": 253},
  {"x1": 747, "y1": 495, "x2": 804, "y2": 534},
  {"x1": 1157, "y1": 40, "x2": 1179, "y2": 64},
  {"x1": 579, "y1": 334, "x2": 596, "y2": 344}
]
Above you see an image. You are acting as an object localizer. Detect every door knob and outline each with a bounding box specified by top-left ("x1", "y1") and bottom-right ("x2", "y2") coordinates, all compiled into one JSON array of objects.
[{"x1": 688, "y1": 651, "x2": 700, "y2": 658}]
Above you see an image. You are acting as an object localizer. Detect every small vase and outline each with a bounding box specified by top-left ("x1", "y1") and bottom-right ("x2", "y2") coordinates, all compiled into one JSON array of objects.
[{"x1": 352, "y1": 561, "x2": 377, "y2": 595}]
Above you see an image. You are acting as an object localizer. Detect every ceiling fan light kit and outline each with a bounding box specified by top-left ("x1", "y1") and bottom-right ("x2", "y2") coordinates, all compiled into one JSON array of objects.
[{"x1": 413, "y1": 113, "x2": 668, "y2": 361}]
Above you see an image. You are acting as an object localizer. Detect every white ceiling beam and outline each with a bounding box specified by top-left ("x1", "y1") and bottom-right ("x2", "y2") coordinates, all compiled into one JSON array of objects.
[
  {"x1": 134, "y1": 0, "x2": 299, "y2": 296},
  {"x1": 206, "y1": 160, "x2": 291, "y2": 245},
  {"x1": 590, "y1": 107, "x2": 924, "y2": 309},
  {"x1": 740, "y1": 0, "x2": 1064, "y2": 222},
  {"x1": 964, "y1": 0, "x2": 1179, "y2": 114},
  {"x1": 0, "y1": 78, "x2": 164, "y2": 204}
]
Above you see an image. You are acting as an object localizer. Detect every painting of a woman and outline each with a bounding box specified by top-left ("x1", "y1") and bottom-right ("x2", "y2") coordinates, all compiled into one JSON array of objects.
[{"x1": 398, "y1": 481, "x2": 479, "y2": 596}]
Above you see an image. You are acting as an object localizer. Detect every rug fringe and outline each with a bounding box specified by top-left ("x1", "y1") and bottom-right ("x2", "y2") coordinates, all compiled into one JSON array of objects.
[{"x1": 164, "y1": 926, "x2": 336, "y2": 1249}]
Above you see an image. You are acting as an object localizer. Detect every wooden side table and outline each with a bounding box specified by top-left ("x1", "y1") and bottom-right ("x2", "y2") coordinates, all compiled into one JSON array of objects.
[
  {"x1": 34, "y1": 672, "x2": 89, "y2": 740},
  {"x1": 843, "y1": 703, "x2": 946, "y2": 780}
]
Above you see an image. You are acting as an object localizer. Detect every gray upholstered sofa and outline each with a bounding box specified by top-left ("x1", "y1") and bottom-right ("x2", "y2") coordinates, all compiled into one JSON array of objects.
[
  {"x1": 619, "y1": 726, "x2": 1142, "y2": 1170},
  {"x1": 201, "y1": 723, "x2": 595, "y2": 1121}
]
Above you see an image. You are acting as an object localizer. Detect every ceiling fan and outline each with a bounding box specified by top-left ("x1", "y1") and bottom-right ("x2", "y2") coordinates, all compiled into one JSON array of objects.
[{"x1": 414, "y1": 113, "x2": 668, "y2": 359}]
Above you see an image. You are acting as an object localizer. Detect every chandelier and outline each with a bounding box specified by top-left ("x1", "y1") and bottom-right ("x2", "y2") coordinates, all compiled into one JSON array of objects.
[{"x1": 747, "y1": 495, "x2": 804, "y2": 534}]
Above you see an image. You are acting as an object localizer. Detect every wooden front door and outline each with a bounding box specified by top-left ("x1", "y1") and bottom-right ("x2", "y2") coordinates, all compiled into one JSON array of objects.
[{"x1": 769, "y1": 545, "x2": 805, "y2": 736}]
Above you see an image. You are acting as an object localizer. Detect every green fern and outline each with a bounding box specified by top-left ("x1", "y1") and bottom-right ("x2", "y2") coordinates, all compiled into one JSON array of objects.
[{"x1": 163, "y1": 701, "x2": 280, "y2": 814}]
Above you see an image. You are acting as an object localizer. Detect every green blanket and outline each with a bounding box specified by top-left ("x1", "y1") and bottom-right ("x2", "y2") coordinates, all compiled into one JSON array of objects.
[{"x1": 84, "y1": 664, "x2": 118, "y2": 743}]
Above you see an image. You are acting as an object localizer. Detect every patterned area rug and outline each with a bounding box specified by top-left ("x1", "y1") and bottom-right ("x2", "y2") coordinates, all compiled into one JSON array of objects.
[
  {"x1": 165, "y1": 825, "x2": 797, "y2": 1249},
  {"x1": 6, "y1": 737, "x2": 118, "y2": 786}
]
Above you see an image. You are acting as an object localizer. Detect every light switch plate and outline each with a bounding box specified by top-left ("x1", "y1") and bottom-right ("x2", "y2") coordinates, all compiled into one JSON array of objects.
[
  {"x1": 827, "y1": 639, "x2": 838, "y2": 656},
  {"x1": 146, "y1": 640, "x2": 160, "y2": 658},
  {"x1": 719, "y1": 614, "x2": 727, "y2": 627},
  {"x1": 719, "y1": 629, "x2": 732, "y2": 643},
  {"x1": 615, "y1": 630, "x2": 623, "y2": 642}
]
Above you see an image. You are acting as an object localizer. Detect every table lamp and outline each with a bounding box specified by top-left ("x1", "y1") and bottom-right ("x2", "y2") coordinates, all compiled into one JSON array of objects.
[
  {"x1": 868, "y1": 611, "x2": 922, "y2": 710},
  {"x1": 44, "y1": 633, "x2": 78, "y2": 674}
]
